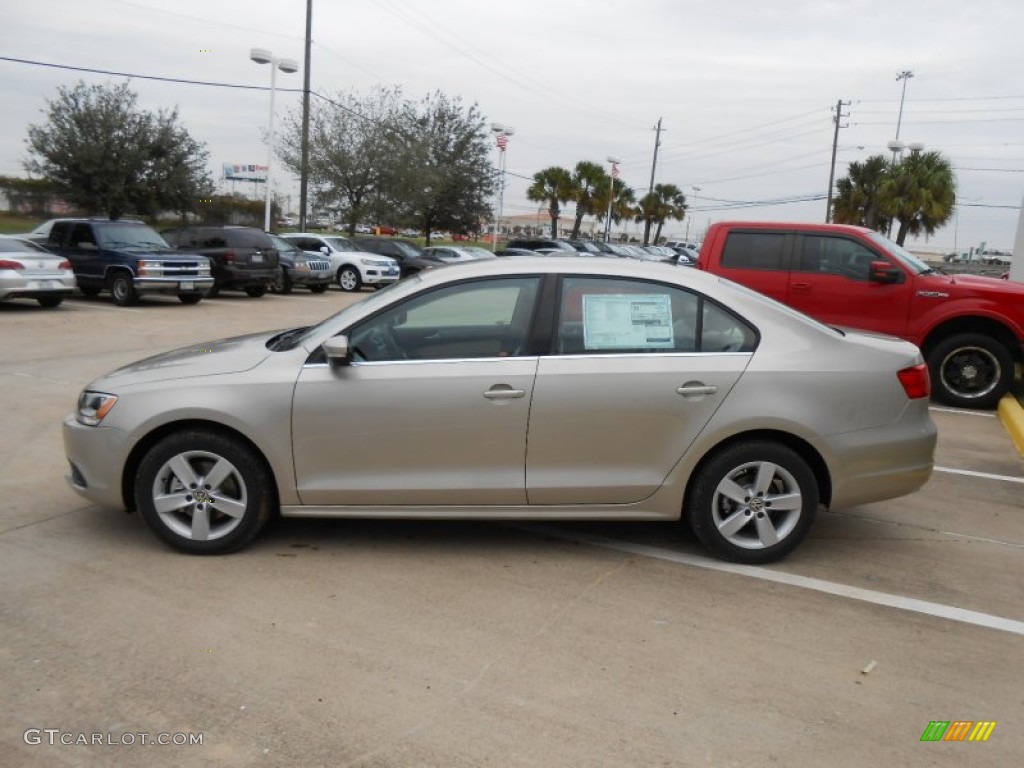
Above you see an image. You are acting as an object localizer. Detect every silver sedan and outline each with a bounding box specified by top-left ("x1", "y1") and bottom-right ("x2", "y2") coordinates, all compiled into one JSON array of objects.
[
  {"x1": 63, "y1": 257, "x2": 936, "y2": 563},
  {"x1": 0, "y1": 236, "x2": 77, "y2": 307}
]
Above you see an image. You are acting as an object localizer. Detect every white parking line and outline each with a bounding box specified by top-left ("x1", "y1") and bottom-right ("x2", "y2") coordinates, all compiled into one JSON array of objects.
[
  {"x1": 934, "y1": 466, "x2": 1024, "y2": 484},
  {"x1": 522, "y1": 527, "x2": 1024, "y2": 637},
  {"x1": 929, "y1": 406, "x2": 997, "y2": 418}
]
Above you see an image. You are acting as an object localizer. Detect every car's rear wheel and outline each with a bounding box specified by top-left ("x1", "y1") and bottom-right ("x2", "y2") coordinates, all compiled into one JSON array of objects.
[
  {"x1": 687, "y1": 440, "x2": 818, "y2": 564},
  {"x1": 244, "y1": 285, "x2": 268, "y2": 298},
  {"x1": 135, "y1": 430, "x2": 273, "y2": 555},
  {"x1": 178, "y1": 294, "x2": 202, "y2": 305},
  {"x1": 337, "y1": 266, "x2": 362, "y2": 292},
  {"x1": 927, "y1": 333, "x2": 1013, "y2": 409},
  {"x1": 37, "y1": 296, "x2": 64, "y2": 308},
  {"x1": 272, "y1": 271, "x2": 293, "y2": 295},
  {"x1": 108, "y1": 272, "x2": 139, "y2": 307}
]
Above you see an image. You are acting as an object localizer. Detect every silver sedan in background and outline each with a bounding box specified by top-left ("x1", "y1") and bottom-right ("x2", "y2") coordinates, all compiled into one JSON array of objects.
[
  {"x1": 63, "y1": 258, "x2": 936, "y2": 563},
  {"x1": 0, "y1": 236, "x2": 77, "y2": 307}
]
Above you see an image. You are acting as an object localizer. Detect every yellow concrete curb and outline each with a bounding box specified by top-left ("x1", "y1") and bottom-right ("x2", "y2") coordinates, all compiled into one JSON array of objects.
[{"x1": 997, "y1": 393, "x2": 1024, "y2": 455}]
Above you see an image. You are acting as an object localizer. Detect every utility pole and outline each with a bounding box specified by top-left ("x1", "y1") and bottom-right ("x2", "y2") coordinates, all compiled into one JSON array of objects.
[
  {"x1": 643, "y1": 117, "x2": 663, "y2": 244},
  {"x1": 298, "y1": 0, "x2": 313, "y2": 231},
  {"x1": 825, "y1": 99, "x2": 850, "y2": 222}
]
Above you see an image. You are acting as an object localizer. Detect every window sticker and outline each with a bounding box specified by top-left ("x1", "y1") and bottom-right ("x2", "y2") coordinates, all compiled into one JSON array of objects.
[{"x1": 582, "y1": 294, "x2": 674, "y2": 349}]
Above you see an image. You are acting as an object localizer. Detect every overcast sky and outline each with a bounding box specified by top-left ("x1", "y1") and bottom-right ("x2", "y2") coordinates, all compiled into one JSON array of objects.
[{"x1": 3, "y1": 0, "x2": 1023, "y2": 251}]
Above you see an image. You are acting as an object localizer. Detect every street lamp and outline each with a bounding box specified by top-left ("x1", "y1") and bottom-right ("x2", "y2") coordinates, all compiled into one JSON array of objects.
[
  {"x1": 251, "y1": 48, "x2": 298, "y2": 232},
  {"x1": 891, "y1": 70, "x2": 914, "y2": 162},
  {"x1": 604, "y1": 156, "x2": 621, "y2": 243},
  {"x1": 490, "y1": 122, "x2": 514, "y2": 251},
  {"x1": 685, "y1": 186, "x2": 701, "y2": 240}
]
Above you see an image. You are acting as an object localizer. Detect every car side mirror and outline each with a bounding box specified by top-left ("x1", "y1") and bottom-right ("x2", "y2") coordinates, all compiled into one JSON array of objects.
[
  {"x1": 320, "y1": 246, "x2": 330, "y2": 255},
  {"x1": 322, "y1": 335, "x2": 352, "y2": 365},
  {"x1": 869, "y1": 260, "x2": 902, "y2": 284}
]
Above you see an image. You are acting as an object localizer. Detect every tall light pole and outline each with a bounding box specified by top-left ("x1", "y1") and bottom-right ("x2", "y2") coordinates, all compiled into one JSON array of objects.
[
  {"x1": 251, "y1": 48, "x2": 298, "y2": 232},
  {"x1": 891, "y1": 70, "x2": 914, "y2": 162},
  {"x1": 685, "y1": 186, "x2": 701, "y2": 241},
  {"x1": 490, "y1": 123, "x2": 514, "y2": 252},
  {"x1": 605, "y1": 156, "x2": 621, "y2": 243}
]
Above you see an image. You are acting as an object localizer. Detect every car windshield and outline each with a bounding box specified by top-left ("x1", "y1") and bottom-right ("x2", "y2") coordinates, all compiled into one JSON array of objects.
[
  {"x1": 324, "y1": 237, "x2": 357, "y2": 252},
  {"x1": 277, "y1": 277, "x2": 422, "y2": 351},
  {"x1": 0, "y1": 237, "x2": 47, "y2": 253},
  {"x1": 865, "y1": 231, "x2": 933, "y2": 275},
  {"x1": 94, "y1": 223, "x2": 169, "y2": 249}
]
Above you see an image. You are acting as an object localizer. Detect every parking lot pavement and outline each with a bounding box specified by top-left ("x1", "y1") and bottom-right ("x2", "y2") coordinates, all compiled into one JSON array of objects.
[{"x1": 1, "y1": 296, "x2": 1022, "y2": 766}]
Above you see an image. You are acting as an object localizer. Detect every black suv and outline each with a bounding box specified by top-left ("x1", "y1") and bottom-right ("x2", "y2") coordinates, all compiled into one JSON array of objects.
[
  {"x1": 162, "y1": 226, "x2": 280, "y2": 297},
  {"x1": 353, "y1": 236, "x2": 444, "y2": 278},
  {"x1": 43, "y1": 219, "x2": 213, "y2": 306}
]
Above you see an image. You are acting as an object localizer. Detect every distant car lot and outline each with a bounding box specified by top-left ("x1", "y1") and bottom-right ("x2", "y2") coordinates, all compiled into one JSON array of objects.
[{"x1": 1, "y1": 291, "x2": 1021, "y2": 765}]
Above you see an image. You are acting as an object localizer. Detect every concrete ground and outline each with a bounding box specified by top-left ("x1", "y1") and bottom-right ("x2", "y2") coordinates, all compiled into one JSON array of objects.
[{"x1": 1, "y1": 290, "x2": 1021, "y2": 767}]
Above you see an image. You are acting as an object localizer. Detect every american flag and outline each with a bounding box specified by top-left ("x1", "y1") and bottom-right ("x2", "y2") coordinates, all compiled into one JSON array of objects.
[
  {"x1": 496, "y1": 133, "x2": 508, "y2": 151},
  {"x1": 611, "y1": 162, "x2": 619, "y2": 179}
]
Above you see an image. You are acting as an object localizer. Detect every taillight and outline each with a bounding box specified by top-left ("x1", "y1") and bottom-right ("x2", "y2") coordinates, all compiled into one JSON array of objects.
[
  {"x1": 224, "y1": 248, "x2": 236, "y2": 264},
  {"x1": 0, "y1": 260, "x2": 24, "y2": 270},
  {"x1": 897, "y1": 364, "x2": 930, "y2": 399},
  {"x1": 58, "y1": 259, "x2": 72, "y2": 269}
]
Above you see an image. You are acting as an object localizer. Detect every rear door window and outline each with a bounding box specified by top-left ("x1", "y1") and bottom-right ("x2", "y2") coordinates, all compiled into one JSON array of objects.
[{"x1": 720, "y1": 231, "x2": 787, "y2": 271}]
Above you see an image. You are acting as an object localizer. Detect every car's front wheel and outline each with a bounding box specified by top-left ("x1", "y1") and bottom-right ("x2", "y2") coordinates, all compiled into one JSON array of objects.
[
  {"x1": 337, "y1": 265, "x2": 362, "y2": 292},
  {"x1": 687, "y1": 440, "x2": 818, "y2": 564},
  {"x1": 135, "y1": 430, "x2": 274, "y2": 554},
  {"x1": 271, "y1": 271, "x2": 293, "y2": 295},
  {"x1": 927, "y1": 333, "x2": 1013, "y2": 409},
  {"x1": 108, "y1": 272, "x2": 139, "y2": 307}
]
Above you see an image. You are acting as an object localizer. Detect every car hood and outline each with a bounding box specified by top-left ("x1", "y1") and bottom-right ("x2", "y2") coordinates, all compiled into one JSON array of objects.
[
  {"x1": 922, "y1": 272, "x2": 1024, "y2": 295},
  {"x1": 91, "y1": 330, "x2": 279, "y2": 389}
]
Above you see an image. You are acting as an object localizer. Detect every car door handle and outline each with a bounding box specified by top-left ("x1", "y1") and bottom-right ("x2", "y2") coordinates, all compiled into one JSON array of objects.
[
  {"x1": 791, "y1": 281, "x2": 811, "y2": 292},
  {"x1": 676, "y1": 384, "x2": 717, "y2": 396},
  {"x1": 484, "y1": 386, "x2": 526, "y2": 400}
]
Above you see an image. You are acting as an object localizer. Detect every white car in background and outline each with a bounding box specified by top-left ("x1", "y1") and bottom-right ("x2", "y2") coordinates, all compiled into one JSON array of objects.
[
  {"x1": 0, "y1": 236, "x2": 77, "y2": 307},
  {"x1": 280, "y1": 233, "x2": 400, "y2": 292}
]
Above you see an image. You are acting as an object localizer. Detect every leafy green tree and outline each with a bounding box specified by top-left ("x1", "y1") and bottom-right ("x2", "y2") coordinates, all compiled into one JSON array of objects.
[
  {"x1": 567, "y1": 161, "x2": 609, "y2": 240},
  {"x1": 278, "y1": 87, "x2": 405, "y2": 236},
  {"x1": 527, "y1": 166, "x2": 573, "y2": 238},
  {"x1": 24, "y1": 80, "x2": 212, "y2": 220},
  {"x1": 832, "y1": 155, "x2": 889, "y2": 231},
  {"x1": 387, "y1": 91, "x2": 496, "y2": 246},
  {"x1": 879, "y1": 150, "x2": 956, "y2": 246},
  {"x1": 635, "y1": 184, "x2": 688, "y2": 245}
]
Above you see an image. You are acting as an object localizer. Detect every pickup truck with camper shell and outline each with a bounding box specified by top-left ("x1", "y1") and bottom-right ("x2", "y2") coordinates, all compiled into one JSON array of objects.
[{"x1": 696, "y1": 221, "x2": 1024, "y2": 409}]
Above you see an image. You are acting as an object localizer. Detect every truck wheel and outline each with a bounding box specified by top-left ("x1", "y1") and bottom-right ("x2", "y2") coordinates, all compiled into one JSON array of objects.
[
  {"x1": 272, "y1": 271, "x2": 293, "y2": 295},
  {"x1": 109, "y1": 272, "x2": 139, "y2": 307},
  {"x1": 337, "y1": 266, "x2": 362, "y2": 292},
  {"x1": 244, "y1": 285, "x2": 267, "y2": 298},
  {"x1": 135, "y1": 430, "x2": 274, "y2": 555},
  {"x1": 687, "y1": 440, "x2": 818, "y2": 564},
  {"x1": 928, "y1": 333, "x2": 1013, "y2": 409},
  {"x1": 178, "y1": 294, "x2": 203, "y2": 305}
]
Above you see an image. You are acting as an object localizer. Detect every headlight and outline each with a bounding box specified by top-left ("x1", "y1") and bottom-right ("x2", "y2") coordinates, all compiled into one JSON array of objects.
[
  {"x1": 360, "y1": 258, "x2": 376, "y2": 266},
  {"x1": 76, "y1": 391, "x2": 118, "y2": 426},
  {"x1": 137, "y1": 260, "x2": 164, "y2": 277}
]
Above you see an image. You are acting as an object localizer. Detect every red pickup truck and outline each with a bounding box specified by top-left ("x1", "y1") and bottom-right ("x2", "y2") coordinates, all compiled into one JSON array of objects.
[{"x1": 697, "y1": 221, "x2": 1024, "y2": 408}]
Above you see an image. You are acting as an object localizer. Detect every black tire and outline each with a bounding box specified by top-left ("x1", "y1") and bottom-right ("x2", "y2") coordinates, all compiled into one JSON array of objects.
[
  {"x1": 206, "y1": 285, "x2": 221, "y2": 299},
  {"x1": 37, "y1": 296, "x2": 63, "y2": 308},
  {"x1": 79, "y1": 285, "x2": 102, "y2": 297},
  {"x1": 308, "y1": 283, "x2": 328, "y2": 294},
  {"x1": 135, "y1": 430, "x2": 274, "y2": 555},
  {"x1": 272, "y1": 271, "x2": 293, "y2": 295},
  {"x1": 178, "y1": 294, "x2": 203, "y2": 305},
  {"x1": 337, "y1": 265, "x2": 362, "y2": 292},
  {"x1": 927, "y1": 333, "x2": 1013, "y2": 409},
  {"x1": 108, "y1": 272, "x2": 139, "y2": 307},
  {"x1": 244, "y1": 285, "x2": 268, "y2": 298},
  {"x1": 687, "y1": 440, "x2": 818, "y2": 564}
]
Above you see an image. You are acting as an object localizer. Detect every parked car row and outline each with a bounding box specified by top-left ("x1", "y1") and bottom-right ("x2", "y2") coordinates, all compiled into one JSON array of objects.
[{"x1": 502, "y1": 237, "x2": 696, "y2": 264}]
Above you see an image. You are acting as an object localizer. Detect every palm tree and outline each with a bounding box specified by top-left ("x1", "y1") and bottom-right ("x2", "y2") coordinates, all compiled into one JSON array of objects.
[
  {"x1": 567, "y1": 161, "x2": 608, "y2": 240},
  {"x1": 635, "y1": 183, "x2": 687, "y2": 245},
  {"x1": 832, "y1": 155, "x2": 889, "y2": 231},
  {"x1": 879, "y1": 150, "x2": 956, "y2": 246},
  {"x1": 526, "y1": 166, "x2": 573, "y2": 238}
]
